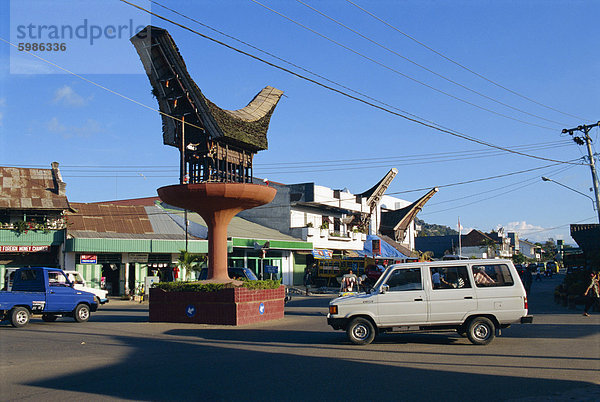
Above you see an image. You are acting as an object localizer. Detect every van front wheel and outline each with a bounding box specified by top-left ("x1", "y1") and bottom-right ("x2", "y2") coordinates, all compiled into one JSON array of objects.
[
  {"x1": 347, "y1": 317, "x2": 375, "y2": 345},
  {"x1": 467, "y1": 317, "x2": 495, "y2": 345}
]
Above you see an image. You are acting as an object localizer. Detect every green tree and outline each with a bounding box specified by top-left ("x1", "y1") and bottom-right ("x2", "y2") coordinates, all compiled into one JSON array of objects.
[
  {"x1": 480, "y1": 238, "x2": 498, "y2": 258},
  {"x1": 177, "y1": 250, "x2": 204, "y2": 281},
  {"x1": 512, "y1": 253, "x2": 527, "y2": 264}
]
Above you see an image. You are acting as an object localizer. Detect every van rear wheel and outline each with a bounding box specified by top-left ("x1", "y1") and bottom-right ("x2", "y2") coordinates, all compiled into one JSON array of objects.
[
  {"x1": 10, "y1": 307, "x2": 30, "y2": 328},
  {"x1": 467, "y1": 317, "x2": 495, "y2": 345},
  {"x1": 347, "y1": 317, "x2": 375, "y2": 345}
]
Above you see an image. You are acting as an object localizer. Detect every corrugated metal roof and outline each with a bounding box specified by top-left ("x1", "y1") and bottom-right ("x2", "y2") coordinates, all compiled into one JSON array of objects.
[
  {"x1": 145, "y1": 205, "x2": 186, "y2": 235},
  {"x1": 68, "y1": 203, "x2": 153, "y2": 234},
  {"x1": 68, "y1": 230, "x2": 200, "y2": 240},
  {"x1": 0, "y1": 166, "x2": 69, "y2": 210}
]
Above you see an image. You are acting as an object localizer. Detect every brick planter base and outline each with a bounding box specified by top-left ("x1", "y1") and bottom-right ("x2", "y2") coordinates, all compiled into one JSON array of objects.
[{"x1": 149, "y1": 286, "x2": 285, "y2": 325}]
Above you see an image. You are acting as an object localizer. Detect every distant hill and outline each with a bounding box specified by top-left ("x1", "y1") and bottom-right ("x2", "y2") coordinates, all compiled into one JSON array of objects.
[{"x1": 416, "y1": 218, "x2": 458, "y2": 237}]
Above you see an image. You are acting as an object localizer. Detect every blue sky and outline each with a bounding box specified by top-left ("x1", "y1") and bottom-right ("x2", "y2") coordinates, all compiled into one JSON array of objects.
[{"x1": 1, "y1": 0, "x2": 599, "y2": 245}]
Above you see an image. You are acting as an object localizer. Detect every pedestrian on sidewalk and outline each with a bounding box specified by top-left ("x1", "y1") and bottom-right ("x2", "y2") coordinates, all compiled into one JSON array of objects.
[
  {"x1": 304, "y1": 265, "x2": 314, "y2": 295},
  {"x1": 535, "y1": 266, "x2": 542, "y2": 282},
  {"x1": 583, "y1": 272, "x2": 599, "y2": 317}
]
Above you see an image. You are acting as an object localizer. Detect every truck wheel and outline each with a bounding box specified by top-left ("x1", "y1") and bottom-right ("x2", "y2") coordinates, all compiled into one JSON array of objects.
[
  {"x1": 347, "y1": 317, "x2": 375, "y2": 345},
  {"x1": 73, "y1": 304, "x2": 90, "y2": 323},
  {"x1": 42, "y1": 314, "x2": 58, "y2": 322},
  {"x1": 467, "y1": 317, "x2": 495, "y2": 345},
  {"x1": 10, "y1": 307, "x2": 30, "y2": 328}
]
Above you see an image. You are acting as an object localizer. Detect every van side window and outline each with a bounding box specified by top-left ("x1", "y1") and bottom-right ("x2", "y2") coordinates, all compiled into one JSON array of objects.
[
  {"x1": 430, "y1": 266, "x2": 471, "y2": 289},
  {"x1": 385, "y1": 268, "x2": 422, "y2": 291},
  {"x1": 472, "y1": 264, "x2": 514, "y2": 287}
]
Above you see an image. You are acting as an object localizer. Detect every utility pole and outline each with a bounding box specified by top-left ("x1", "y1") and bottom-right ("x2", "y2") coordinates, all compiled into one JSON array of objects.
[{"x1": 562, "y1": 121, "x2": 600, "y2": 223}]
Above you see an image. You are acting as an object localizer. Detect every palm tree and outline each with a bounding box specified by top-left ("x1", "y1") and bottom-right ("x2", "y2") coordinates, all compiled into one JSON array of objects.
[{"x1": 177, "y1": 250, "x2": 204, "y2": 281}]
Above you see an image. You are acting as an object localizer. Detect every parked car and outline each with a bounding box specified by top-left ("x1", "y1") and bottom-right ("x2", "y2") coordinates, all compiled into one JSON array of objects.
[
  {"x1": 198, "y1": 267, "x2": 291, "y2": 303},
  {"x1": 0, "y1": 267, "x2": 98, "y2": 328},
  {"x1": 2, "y1": 268, "x2": 19, "y2": 291},
  {"x1": 198, "y1": 267, "x2": 258, "y2": 281},
  {"x1": 63, "y1": 270, "x2": 109, "y2": 305},
  {"x1": 327, "y1": 259, "x2": 532, "y2": 345}
]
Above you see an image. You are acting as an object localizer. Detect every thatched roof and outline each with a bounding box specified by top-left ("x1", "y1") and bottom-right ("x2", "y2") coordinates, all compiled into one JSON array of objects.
[{"x1": 130, "y1": 26, "x2": 283, "y2": 152}]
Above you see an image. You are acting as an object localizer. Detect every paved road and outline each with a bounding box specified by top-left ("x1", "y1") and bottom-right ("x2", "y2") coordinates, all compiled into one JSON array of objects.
[{"x1": 1, "y1": 273, "x2": 598, "y2": 401}]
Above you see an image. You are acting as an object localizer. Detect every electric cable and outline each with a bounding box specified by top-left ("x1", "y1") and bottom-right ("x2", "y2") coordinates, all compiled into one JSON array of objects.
[
  {"x1": 250, "y1": 0, "x2": 558, "y2": 130},
  {"x1": 116, "y1": 1, "x2": 585, "y2": 166},
  {"x1": 344, "y1": 0, "x2": 591, "y2": 122},
  {"x1": 293, "y1": 0, "x2": 568, "y2": 127}
]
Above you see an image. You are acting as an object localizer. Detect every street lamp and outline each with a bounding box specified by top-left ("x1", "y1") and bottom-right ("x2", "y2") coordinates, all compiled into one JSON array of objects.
[{"x1": 541, "y1": 176, "x2": 597, "y2": 213}]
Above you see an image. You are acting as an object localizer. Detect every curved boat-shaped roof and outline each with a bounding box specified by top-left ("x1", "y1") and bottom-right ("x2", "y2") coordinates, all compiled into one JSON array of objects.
[{"x1": 130, "y1": 25, "x2": 283, "y2": 152}]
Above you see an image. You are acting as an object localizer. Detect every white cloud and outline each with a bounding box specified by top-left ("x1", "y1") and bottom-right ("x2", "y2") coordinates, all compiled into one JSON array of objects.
[
  {"x1": 10, "y1": 54, "x2": 57, "y2": 74},
  {"x1": 502, "y1": 221, "x2": 571, "y2": 244},
  {"x1": 47, "y1": 117, "x2": 102, "y2": 139},
  {"x1": 0, "y1": 111, "x2": 3, "y2": 127},
  {"x1": 52, "y1": 85, "x2": 88, "y2": 107}
]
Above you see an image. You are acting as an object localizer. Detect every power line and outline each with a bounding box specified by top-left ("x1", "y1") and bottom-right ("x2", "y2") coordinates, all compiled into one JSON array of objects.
[
  {"x1": 343, "y1": 0, "x2": 591, "y2": 122},
  {"x1": 116, "y1": 0, "x2": 583, "y2": 166},
  {"x1": 293, "y1": 0, "x2": 568, "y2": 127},
  {"x1": 148, "y1": 0, "x2": 563, "y2": 150},
  {"x1": 427, "y1": 164, "x2": 575, "y2": 207},
  {"x1": 250, "y1": 0, "x2": 558, "y2": 131},
  {"x1": 387, "y1": 159, "x2": 582, "y2": 195},
  {"x1": 1, "y1": 139, "x2": 572, "y2": 172}
]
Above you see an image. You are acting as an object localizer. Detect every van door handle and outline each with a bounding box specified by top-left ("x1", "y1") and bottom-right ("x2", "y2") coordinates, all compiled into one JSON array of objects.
[
  {"x1": 464, "y1": 296, "x2": 473, "y2": 299},
  {"x1": 414, "y1": 298, "x2": 423, "y2": 301}
]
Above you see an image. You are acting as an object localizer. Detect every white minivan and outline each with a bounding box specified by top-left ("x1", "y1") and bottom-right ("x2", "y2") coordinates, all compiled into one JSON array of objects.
[{"x1": 327, "y1": 259, "x2": 532, "y2": 345}]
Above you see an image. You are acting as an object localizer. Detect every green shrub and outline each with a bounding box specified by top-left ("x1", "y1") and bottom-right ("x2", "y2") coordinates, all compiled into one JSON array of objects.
[{"x1": 154, "y1": 279, "x2": 281, "y2": 292}]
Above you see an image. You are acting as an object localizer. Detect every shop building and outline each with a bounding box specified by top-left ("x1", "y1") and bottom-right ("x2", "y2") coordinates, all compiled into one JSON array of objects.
[
  {"x1": 238, "y1": 171, "x2": 435, "y2": 262},
  {"x1": 63, "y1": 197, "x2": 312, "y2": 295},
  {"x1": 0, "y1": 163, "x2": 69, "y2": 288}
]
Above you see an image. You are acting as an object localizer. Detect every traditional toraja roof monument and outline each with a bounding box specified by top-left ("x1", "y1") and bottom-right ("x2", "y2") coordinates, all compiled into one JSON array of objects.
[{"x1": 131, "y1": 26, "x2": 282, "y2": 281}]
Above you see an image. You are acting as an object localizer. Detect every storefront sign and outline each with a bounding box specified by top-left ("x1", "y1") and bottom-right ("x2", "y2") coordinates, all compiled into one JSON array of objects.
[
  {"x1": 80, "y1": 254, "x2": 98, "y2": 264},
  {"x1": 0, "y1": 245, "x2": 50, "y2": 253},
  {"x1": 265, "y1": 265, "x2": 278, "y2": 274},
  {"x1": 129, "y1": 253, "x2": 149, "y2": 263},
  {"x1": 372, "y1": 239, "x2": 381, "y2": 255},
  {"x1": 312, "y1": 249, "x2": 333, "y2": 259}
]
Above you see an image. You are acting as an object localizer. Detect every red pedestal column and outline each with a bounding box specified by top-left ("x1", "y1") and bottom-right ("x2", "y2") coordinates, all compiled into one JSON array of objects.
[{"x1": 157, "y1": 183, "x2": 276, "y2": 281}]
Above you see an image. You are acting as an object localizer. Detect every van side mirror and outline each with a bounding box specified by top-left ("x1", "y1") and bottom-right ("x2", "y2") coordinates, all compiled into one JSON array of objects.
[{"x1": 381, "y1": 284, "x2": 389, "y2": 294}]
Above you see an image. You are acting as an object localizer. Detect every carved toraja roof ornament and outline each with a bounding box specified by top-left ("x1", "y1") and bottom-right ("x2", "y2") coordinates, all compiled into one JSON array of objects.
[{"x1": 130, "y1": 25, "x2": 283, "y2": 153}]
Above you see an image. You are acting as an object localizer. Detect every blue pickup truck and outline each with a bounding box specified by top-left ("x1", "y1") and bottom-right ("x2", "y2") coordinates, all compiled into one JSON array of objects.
[{"x1": 0, "y1": 267, "x2": 98, "y2": 328}]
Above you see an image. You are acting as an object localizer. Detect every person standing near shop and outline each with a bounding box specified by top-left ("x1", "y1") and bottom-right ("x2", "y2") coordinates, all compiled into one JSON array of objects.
[
  {"x1": 304, "y1": 265, "x2": 314, "y2": 295},
  {"x1": 583, "y1": 272, "x2": 600, "y2": 317}
]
